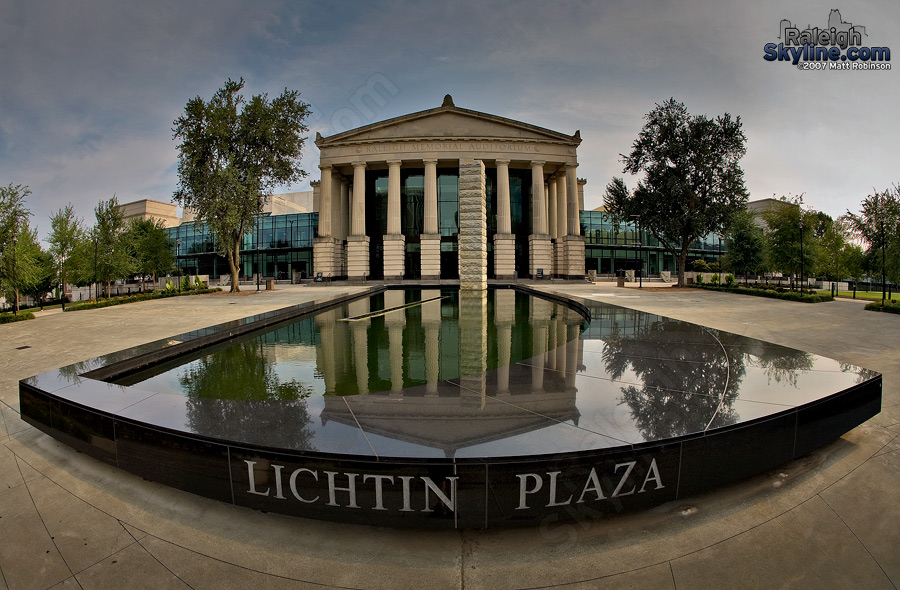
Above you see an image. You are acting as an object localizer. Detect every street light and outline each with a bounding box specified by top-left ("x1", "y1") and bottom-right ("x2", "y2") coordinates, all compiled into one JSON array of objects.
[
  {"x1": 176, "y1": 238, "x2": 181, "y2": 292},
  {"x1": 630, "y1": 215, "x2": 642, "y2": 288},
  {"x1": 798, "y1": 216, "x2": 804, "y2": 293},
  {"x1": 12, "y1": 235, "x2": 18, "y2": 314},
  {"x1": 288, "y1": 219, "x2": 294, "y2": 283},
  {"x1": 256, "y1": 215, "x2": 261, "y2": 291}
]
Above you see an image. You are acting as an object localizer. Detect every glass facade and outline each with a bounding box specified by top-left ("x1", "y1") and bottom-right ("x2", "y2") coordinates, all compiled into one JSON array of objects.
[
  {"x1": 165, "y1": 212, "x2": 318, "y2": 281},
  {"x1": 580, "y1": 210, "x2": 724, "y2": 276}
]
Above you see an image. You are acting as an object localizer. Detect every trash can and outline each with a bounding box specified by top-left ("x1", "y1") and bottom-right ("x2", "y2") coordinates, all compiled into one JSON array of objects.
[
  {"x1": 266, "y1": 279, "x2": 275, "y2": 290},
  {"x1": 616, "y1": 270, "x2": 625, "y2": 288}
]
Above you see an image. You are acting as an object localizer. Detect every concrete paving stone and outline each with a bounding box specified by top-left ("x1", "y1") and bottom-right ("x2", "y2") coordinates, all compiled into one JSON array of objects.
[
  {"x1": 139, "y1": 535, "x2": 335, "y2": 590},
  {"x1": 1, "y1": 284, "x2": 898, "y2": 589},
  {"x1": 25, "y1": 475, "x2": 139, "y2": 575},
  {"x1": 0, "y1": 445, "x2": 24, "y2": 492},
  {"x1": 670, "y1": 495, "x2": 893, "y2": 590},
  {"x1": 0, "y1": 404, "x2": 29, "y2": 439},
  {"x1": 0, "y1": 484, "x2": 72, "y2": 590},
  {"x1": 820, "y1": 449, "x2": 900, "y2": 582},
  {"x1": 46, "y1": 578, "x2": 81, "y2": 589},
  {"x1": 74, "y1": 543, "x2": 189, "y2": 590},
  {"x1": 120, "y1": 522, "x2": 149, "y2": 542},
  {"x1": 538, "y1": 562, "x2": 675, "y2": 589}
]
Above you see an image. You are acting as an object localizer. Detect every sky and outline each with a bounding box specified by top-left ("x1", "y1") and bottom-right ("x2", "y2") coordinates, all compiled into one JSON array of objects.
[{"x1": 1, "y1": 0, "x2": 898, "y2": 241}]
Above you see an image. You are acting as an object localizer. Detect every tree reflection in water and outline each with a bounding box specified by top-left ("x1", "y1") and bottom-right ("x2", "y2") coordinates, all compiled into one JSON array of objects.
[
  {"x1": 602, "y1": 319, "x2": 745, "y2": 440},
  {"x1": 180, "y1": 339, "x2": 316, "y2": 450}
]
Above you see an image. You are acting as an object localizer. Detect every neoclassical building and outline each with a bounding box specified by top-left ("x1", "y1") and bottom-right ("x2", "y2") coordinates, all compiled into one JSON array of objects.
[{"x1": 312, "y1": 95, "x2": 586, "y2": 285}]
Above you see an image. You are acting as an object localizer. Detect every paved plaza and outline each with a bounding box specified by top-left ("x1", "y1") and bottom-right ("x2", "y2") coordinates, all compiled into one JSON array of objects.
[{"x1": 1, "y1": 283, "x2": 898, "y2": 589}]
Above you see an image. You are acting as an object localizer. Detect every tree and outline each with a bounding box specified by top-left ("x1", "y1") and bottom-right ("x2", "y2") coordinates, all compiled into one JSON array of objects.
[
  {"x1": 93, "y1": 196, "x2": 131, "y2": 298},
  {"x1": 23, "y1": 249, "x2": 56, "y2": 309},
  {"x1": 1, "y1": 222, "x2": 43, "y2": 312},
  {"x1": 761, "y1": 196, "x2": 817, "y2": 289},
  {"x1": 604, "y1": 98, "x2": 748, "y2": 287},
  {"x1": 845, "y1": 186, "x2": 900, "y2": 303},
  {"x1": 817, "y1": 217, "x2": 852, "y2": 282},
  {"x1": 172, "y1": 78, "x2": 311, "y2": 292},
  {"x1": 0, "y1": 184, "x2": 32, "y2": 313},
  {"x1": 123, "y1": 217, "x2": 174, "y2": 292},
  {"x1": 722, "y1": 208, "x2": 764, "y2": 283},
  {"x1": 47, "y1": 204, "x2": 87, "y2": 304}
]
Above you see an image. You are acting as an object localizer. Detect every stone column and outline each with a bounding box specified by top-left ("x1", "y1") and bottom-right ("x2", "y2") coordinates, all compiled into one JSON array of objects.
[
  {"x1": 493, "y1": 159, "x2": 516, "y2": 280},
  {"x1": 383, "y1": 160, "x2": 405, "y2": 279},
  {"x1": 313, "y1": 165, "x2": 335, "y2": 278},
  {"x1": 555, "y1": 168, "x2": 568, "y2": 279},
  {"x1": 339, "y1": 178, "x2": 350, "y2": 276},
  {"x1": 421, "y1": 158, "x2": 441, "y2": 280},
  {"x1": 548, "y1": 176, "x2": 558, "y2": 277},
  {"x1": 529, "y1": 296, "x2": 552, "y2": 392},
  {"x1": 458, "y1": 159, "x2": 487, "y2": 290},
  {"x1": 528, "y1": 160, "x2": 552, "y2": 279},
  {"x1": 564, "y1": 164, "x2": 586, "y2": 279},
  {"x1": 347, "y1": 162, "x2": 370, "y2": 280}
]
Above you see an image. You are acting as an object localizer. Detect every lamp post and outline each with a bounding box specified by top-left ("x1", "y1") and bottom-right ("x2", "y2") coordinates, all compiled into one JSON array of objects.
[
  {"x1": 12, "y1": 235, "x2": 18, "y2": 314},
  {"x1": 60, "y1": 253, "x2": 68, "y2": 311},
  {"x1": 798, "y1": 216, "x2": 804, "y2": 293},
  {"x1": 256, "y1": 215, "x2": 261, "y2": 291},
  {"x1": 288, "y1": 219, "x2": 294, "y2": 284},
  {"x1": 176, "y1": 238, "x2": 181, "y2": 292},
  {"x1": 630, "y1": 215, "x2": 642, "y2": 288},
  {"x1": 93, "y1": 234, "x2": 99, "y2": 301}
]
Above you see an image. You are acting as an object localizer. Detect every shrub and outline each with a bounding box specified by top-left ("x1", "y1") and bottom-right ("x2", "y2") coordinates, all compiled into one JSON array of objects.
[
  {"x1": 692, "y1": 260, "x2": 711, "y2": 272},
  {"x1": 865, "y1": 300, "x2": 900, "y2": 314},
  {"x1": 66, "y1": 288, "x2": 222, "y2": 311},
  {"x1": 0, "y1": 311, "x2": 36, "y2": 324},
  {"x1": 710, "y1": 273, "x2": 720, "y2": 285},
  {"x1": 725, "y1": 274, "x2": 735, "y2": 286},
  {"x1": 181, "y1": 275, "x2": 192, "y2": 291},
  {"x1": 696, "y1": 274, "x2": 704, "y2": 284}
]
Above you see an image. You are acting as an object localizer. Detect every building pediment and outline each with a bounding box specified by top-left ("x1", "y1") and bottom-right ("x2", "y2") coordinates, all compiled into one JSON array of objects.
[{"x1": 317, "y1": 95, "x2": 580, "y2": 148}]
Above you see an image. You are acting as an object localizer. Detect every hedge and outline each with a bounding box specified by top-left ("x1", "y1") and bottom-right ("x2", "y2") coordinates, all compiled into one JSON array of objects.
[
  {"x1": 690, "y1": 284, "x2": 833, "y2": 303},
  {"x1": 864, "y1": 300, "x2": 900, "y2": 314},
  {"x1": 66, "y1": 288, "x2": 222, "y2": 311},
  {"x1": 0, "y1": 311, "x2": 36, "y2": 324}
]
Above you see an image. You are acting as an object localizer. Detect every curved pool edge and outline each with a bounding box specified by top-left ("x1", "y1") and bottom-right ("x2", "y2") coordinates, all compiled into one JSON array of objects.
[{"x1": 18, "y1": 287, "x2": 882, "y2": 529}]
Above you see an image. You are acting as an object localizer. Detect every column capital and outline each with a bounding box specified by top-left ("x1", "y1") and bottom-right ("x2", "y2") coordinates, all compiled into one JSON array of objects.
[
  {"x1": 495, "y1": 158, "x2": 510, "y2": 165},
  {"x1": 422, "y1": 158, "x2": 438, "y2": 165},
  {"x1": 352, "y1": 161, "x2": 367, "y2": 170},
  {"x1": 530, "y1": 160, "x2": 546, "y2": 167},
  {"x1": 386, "y1": 159, "x2": 402, "y2": 166},
  {"x1": 318, "y1": 163, "x2": 332, "y2": 171}
]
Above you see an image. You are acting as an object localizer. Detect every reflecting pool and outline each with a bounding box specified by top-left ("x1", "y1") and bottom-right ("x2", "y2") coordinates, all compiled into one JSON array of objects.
[{"x1": 20, "y1": 286, "x2": 881, "y2": 528}]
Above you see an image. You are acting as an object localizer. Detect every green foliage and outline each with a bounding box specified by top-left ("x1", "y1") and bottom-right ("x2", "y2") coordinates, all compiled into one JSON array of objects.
[
  {"x1": 65, "y1": 287, "x2": 222, "y2": 311},
  {"x1": 696, "y1": 273, "x2": 704, "y2": 284},
  {"x1": 604, "y1": 98, "x2": 749, "y2": 287},
  {"x1": 92, "y1": 195, "x2": 131, "y2": 295},
  {"x1": 47, "y1": 204, "x2": 88, "y2": 296},
  {"x1": 845, "y1": 185, "x2": 900, "y2": 301},
  {"x1": 692, "y1": 259, "x2": 711, "y2": 272},
  {"x1": 0, "y1": 310, "x2": 35, "y2": 323},
  {"x1": 123, "y1": 217, "x2": 174, "y2": 291},
  {"x1": 1, "y1": 221, "x2": 45, "y2": 311},
  {"x1": 761, "y1": 196, "x2": 818, "y2": 285},
  {"x1": 181, "y1": 274, "x2": 192, "y2": 291},
  {"x1": 865, "y1": 300, "x2": 900, "y2": 314},
  {"x1": 692, "y1": 283, "x2": 833, "y2": 303},
  {"x1": 722, "y1": 208, "x2": 764, "y2": 280},
  {"x1": 725, "y1": 274, "x2": 735, "y2": 286},
  {"x1": 173, "y1": 78, "x2": 311, "y2": 292},
  {"x1": 709, "y1": 273, "x2": 720, "y2": 285}
]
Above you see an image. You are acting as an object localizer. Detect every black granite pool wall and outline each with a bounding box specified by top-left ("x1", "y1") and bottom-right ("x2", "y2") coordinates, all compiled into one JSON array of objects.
[{"x1": 19, "y1": 374, "x2": 881, "y2": 529}]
